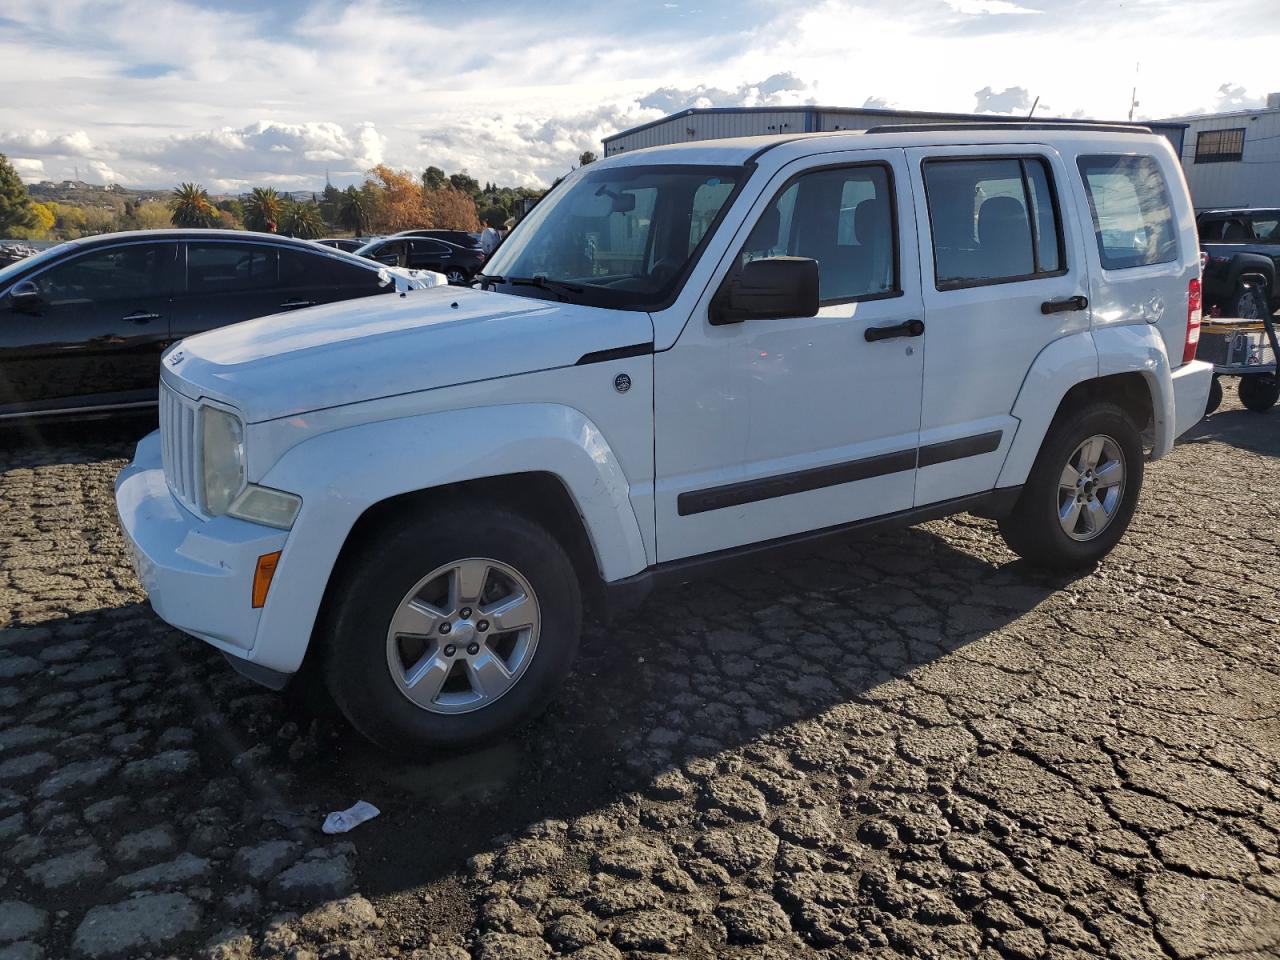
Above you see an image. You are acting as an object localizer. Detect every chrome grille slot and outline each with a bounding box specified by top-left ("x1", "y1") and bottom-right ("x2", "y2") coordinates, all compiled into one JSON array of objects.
[{"x1": 159, "y1": 383, "x2": 202, "y2": 515}]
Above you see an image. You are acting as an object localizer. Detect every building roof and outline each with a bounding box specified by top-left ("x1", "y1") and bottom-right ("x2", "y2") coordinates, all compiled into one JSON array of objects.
[{"x1": 602, "y1": 103, "x2": 1186, "y2": 145}]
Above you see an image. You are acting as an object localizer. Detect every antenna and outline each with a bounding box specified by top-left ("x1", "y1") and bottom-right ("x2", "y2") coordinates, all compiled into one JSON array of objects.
[
  {"x1": 1027, "y1": 96, "x2": 1040, "y2": 119},
  {"x1": 1128, "y1": 62, "x2": 1140, "y2": 122}
]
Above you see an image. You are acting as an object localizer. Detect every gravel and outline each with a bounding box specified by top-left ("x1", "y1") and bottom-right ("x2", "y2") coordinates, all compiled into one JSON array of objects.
[{"x1": 1, "y1": 402, "x2": 1278, "y2": 958}]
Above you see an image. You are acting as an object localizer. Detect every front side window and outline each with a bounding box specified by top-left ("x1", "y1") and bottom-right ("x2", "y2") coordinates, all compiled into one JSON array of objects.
[
  {"x1": 1077, "y1": 155, "x2": 1178, "y2": 270},
  {"x1": 923, "y1": 156, "x2": 1063, "y2": 289},
  {"x1": 35, "y1": 243, "x2": 175, "y2": 304},
  {"x1": 735, "y1": 164, "x2": 898, "y2": 303},
  {"x1": 483, "y1": 164, "x2": 745, "y2": 310},
  {"x1": 188, "y1": 243, "x2": 276, "y2": 293},
  {"x1": 279, "y1": 249, "x2": 382, "y2": 292},
  {"x1": 1195, "y1": 128, "x2": 1245, "y2": 163}
]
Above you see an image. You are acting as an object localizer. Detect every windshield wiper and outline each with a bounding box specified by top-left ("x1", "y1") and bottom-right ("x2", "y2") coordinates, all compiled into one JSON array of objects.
[{"x1": 506, "y1": 275, "x2": 585, "y2": 299}]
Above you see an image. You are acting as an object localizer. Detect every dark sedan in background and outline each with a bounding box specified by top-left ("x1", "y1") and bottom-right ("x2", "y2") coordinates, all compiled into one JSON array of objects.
[
  {"x1": 0, "y1": 230, "x2": 433, "y2": 422},
  {"x1": 356, "y1": 235, "x2": 485, "y2": 284}
]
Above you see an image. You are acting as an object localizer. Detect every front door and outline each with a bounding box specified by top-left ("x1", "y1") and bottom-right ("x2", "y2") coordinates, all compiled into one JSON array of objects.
[
  {"x1": 655, "y1": 149, "x2": 925, "y2": 561},
  {"x1": 174, "y1": 240, "x2": 281, "y2": 338},
  {"x1": 905, "y1": 145, "x2": 1093, "y2": 506},
  {"x1": 0, "y1": 240, "x2": 178, "y2": 414}
]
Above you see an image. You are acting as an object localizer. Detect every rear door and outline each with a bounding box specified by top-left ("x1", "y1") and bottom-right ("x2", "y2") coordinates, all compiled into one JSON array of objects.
[
  {"x1": 175, "y1": 240, "x2": 281, "y2": 337},
  {"x1": 905, "y1": 144, "x2": 1092, "y2": 506},
  {"x1": 277, "y1": 247, "x2": 388, "y2": 311},
  {"x1": 0, "y1": 240, "x2": 178, "y2": 413}
]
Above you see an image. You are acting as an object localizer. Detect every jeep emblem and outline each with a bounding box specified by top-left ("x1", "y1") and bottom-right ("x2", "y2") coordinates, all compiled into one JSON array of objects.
[{"x1": 614, "y1": 373, "x2": 632, "y2": 394}]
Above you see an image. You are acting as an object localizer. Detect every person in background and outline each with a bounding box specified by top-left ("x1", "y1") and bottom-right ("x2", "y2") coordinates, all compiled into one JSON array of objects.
[{"x1": 480, "y1": 212, "x2": 502, "y2": 257}]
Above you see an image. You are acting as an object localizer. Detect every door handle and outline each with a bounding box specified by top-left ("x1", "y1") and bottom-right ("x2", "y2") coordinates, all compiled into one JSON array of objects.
[
  {"x1": 1040, "y1": 295, "x2": 1089, "y2": 315},
  {"x1": 121, "y1": 311, "x2": 160, "y2": 324},
  {"x1": 279, "y1": 300, "x2": 316, "y2": 309},
  {"x1": 864, "y1": 318, "x2": 925, "y2": 342}
]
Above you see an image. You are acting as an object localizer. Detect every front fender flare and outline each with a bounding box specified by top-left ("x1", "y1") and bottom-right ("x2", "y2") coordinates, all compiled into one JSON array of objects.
[{"x1": 247, "y1": 403, "x2": 648, "y2": 674}]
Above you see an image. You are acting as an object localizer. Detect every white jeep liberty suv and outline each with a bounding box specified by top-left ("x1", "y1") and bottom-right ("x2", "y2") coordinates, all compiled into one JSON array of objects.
[{"x1": 117, "y1": 123, "x2": 1212, "y2": 752}]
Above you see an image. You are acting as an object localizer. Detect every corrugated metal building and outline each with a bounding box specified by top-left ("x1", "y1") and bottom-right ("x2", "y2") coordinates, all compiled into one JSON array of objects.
[
  {"x1": 602, "y1": 104, "x2": 1187, "y2": 157},
  {"x1": 1166, "y1": 94, "x2": 1280, "y2": 211}
]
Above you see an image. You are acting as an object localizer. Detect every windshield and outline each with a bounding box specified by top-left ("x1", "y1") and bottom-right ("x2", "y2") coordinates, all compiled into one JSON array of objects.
[
  {"x1": 0, "y1": 241, "x2": 76, "y2": 287},
  {"x1": 483, "y1": 164, "x2": 745, "y2": 310}
]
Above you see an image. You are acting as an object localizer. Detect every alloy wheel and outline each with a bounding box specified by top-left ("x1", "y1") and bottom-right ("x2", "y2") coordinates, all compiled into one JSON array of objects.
[
  {"x1": 385, "y1": 558, "x2": 541, "y2": 714},
  {"x1": 1057, "y1": 434, "x2": 1126, "y2": 541}
]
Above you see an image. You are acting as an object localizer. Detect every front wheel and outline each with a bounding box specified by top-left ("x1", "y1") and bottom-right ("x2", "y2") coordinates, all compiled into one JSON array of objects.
[
  {"x1": 446, "y1": 269, "x2": 467, "y2": 285},
  {"x1": 998, "y1": 402, "x2": 1144, "y2": 571},
  {"x1": 321, "y1": 504, "x2": 582, "y2": 753},
  {"x1": 1239, "y1": 374, "x2": 1280, "y2": 412}
]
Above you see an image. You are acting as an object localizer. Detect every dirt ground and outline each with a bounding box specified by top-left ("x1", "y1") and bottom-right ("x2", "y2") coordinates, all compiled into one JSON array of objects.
[{"x1": 0, "y1": 392, "x2": 1277, "y2": 960}]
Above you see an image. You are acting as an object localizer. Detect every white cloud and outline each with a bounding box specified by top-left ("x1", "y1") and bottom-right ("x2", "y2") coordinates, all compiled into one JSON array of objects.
[
  {"x1": 9, "y1": 158, "x2": 46, "y2": 182},
  {"x1": 945, "y1": 0, "x2": 1040, "y2": 14}
]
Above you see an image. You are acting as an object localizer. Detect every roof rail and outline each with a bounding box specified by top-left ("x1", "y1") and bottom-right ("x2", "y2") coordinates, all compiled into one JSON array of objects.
[{"x1": 865, "y1": 121, "x2": 1154, "y2": 135}]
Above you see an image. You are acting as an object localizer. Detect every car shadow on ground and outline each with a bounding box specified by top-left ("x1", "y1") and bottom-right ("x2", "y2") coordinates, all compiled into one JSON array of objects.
[{"x1": 1180, "y1": 401, "x2": 1279, "y2": 458}]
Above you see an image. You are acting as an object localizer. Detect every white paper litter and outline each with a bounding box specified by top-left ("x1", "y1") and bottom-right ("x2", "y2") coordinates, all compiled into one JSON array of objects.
[{"x1": 322, "y1": 800, "x2": 381, "y2": 834}]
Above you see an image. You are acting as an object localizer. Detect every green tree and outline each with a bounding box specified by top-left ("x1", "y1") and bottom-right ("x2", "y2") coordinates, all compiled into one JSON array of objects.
[
  {"x1": 243, "y1": 186, "x2": 284, "y2": 233},
  {"x1": 421, "y1": 166, "x2": 447, "y2": 191},
  {"x1": 168, "y1": 182, "x2": 217, "y2": 228},
  {"x1": 448, "y1": 172, "x2": 480, "y2": 198},
  {"x1": 338, "y1": 185, "x2": 368, "y2": 235},
  {"x1": 319, "y1": 183, "x2": 342, "y2": 227},
  {"x1": 0, "y1": 153, "x2": 37, "y2": 236},
  {"x1": 480, "y1": 204, "x2": 507, "y2": 228},
  {"x1": 281, "y1": 199, "x2": 324, "y2": 239},
  {"x1": 578, "y1": 150, "x2": 598, "y2": 166}
]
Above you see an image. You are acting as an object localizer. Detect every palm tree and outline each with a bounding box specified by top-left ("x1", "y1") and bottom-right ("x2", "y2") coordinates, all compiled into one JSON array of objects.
[
  {"x1": 168, "y1": 183, "x2": 216, "y2": 228},
  {"x1": 281, "y1": 199, "x2": 324, "y2": 239},
  {"x1": 338, "y1": 186, "x2": 367, "y2": 235},
  {"x1": 244, "y1": 186, "x2": 284, "y2": 233}
]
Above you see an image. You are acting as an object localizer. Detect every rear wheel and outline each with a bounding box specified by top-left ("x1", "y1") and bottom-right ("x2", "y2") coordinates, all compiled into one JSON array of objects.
[
  {"x1": 1205, "y1": 376, "x2": 1223, "y2": 415},
  {"x1": 446, "y1": 268, "x2": 467, "y2": 285},
  {"x1": 1238, "y1": 374, "x2": 1280, "y2": 412},
  {"x1": 1232, "y1": 283, "x2": 1267, "y2": 320},
  {"x1": 322, "y1": 504, "x2": 582, "y2": 753},
  {"x1": 998, "y1": 402, "x2": 1144, "y2": 571}
]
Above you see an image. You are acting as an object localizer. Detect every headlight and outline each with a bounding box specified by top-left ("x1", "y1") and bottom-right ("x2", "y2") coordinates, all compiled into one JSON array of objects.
[
  {"x1": 201, "y1": 406, "x2": 246, "y2": 515},
  {"x1": 229, "y1": 485, "x2": 302, "y2": 530}
]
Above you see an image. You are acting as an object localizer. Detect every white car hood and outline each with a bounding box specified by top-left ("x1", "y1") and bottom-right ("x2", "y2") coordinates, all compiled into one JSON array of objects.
[{"x1": 161, "y1": 286, "x2": 654, "y2": 423}]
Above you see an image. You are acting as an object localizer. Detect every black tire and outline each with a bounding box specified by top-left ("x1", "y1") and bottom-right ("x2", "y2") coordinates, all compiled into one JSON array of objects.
[
  {"x1": 321, "y1": 504, "x2": 582, "y2": 754},
  {"x1": 1232, "y1": 283, "x2": 1267, "y2": 320},
  {"x1": 1205, "y1": 376, "x2": 1223, "y2": 415},
  {"x1": 446, "y1": 269, "x2": 467, "y2": 285},
  {"x1": 998, "y1": 402, "x2": 1144, "y2": 572},
  {"x1": 1238, "y1": 374, "x2": 1280, "y2": 412}
]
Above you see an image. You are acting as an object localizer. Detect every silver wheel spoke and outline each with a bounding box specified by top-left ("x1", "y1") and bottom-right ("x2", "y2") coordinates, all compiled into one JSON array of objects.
[
  {"x1": 403, "y1": 653, "x2": 450, "y2": 704},
  {"x1": 1083, "y1": 498, "x2": 1109, "y2": 533},
  {"x1": 452, "y1": 560, "x2": 490, "y2": 607},
  {"x1": 389, "y1": 598, "x2": 445, "y2": 638},
  {"x1": 1094, "y1": 459, "x2": 1123, "y2": 488},
  {"x1": 1059, "y1": 462, "x2": 1082, "y2": 491},
  {"x1": 1059, "y1": 497, "x2": 1083, "y2": 533},
  {"x1": 1079, "y1": 436, "x2": 1104, "y2": 471},
  {"x1": 483, "y1": 592, "x2": 536, "y2": 632},
  {"x1": 466, "y1": 652, "x2": 514, "y2": 699}
]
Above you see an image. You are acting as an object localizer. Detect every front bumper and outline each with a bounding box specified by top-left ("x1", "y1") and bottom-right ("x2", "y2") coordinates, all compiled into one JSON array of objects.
[
  {"x1": 1171, "y1": 359, "x2": 1213, "y2": 440},
  {"x1": 115, "y1": 431, "x2": 289, "y2": 662}
]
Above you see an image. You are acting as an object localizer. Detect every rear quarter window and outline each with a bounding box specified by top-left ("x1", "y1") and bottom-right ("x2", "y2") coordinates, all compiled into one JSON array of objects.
[{"x1": 1077, "y1": 155, "x2": 1178, "y2": 270}]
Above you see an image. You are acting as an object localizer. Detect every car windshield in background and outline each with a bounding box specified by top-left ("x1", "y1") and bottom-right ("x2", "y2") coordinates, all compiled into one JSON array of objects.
[{"x1": 482, "y1": 165, "x2": 744, "y2": 310}]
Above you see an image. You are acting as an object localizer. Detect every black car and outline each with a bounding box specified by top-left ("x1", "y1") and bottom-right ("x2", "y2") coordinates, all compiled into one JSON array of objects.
[
  {"x1": 0, "y1": 230, "x2": 411, "y2": 422},
  {"x1": 393, "y1": 229, "x2": 482, "y2": 249},
  {"x1": 356, "y1": 236, "x2": 485, "y2": 284},
  {"x1": 1196, "y1": 209, "x2": 1280, "y2": 318}
]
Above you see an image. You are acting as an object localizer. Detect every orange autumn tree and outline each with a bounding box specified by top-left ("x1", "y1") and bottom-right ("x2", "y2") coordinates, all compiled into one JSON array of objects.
[{"x1": 363, "y1": 165, "x2": 481, "y2": 233}]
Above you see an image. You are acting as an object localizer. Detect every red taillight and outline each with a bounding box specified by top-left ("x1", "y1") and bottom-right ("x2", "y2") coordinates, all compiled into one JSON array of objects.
[{"x1": 1183, "y1": 277, "x2": 1202, "y2": 364}]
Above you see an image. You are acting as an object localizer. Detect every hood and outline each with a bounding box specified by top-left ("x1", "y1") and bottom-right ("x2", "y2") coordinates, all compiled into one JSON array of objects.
[{"x1": 161, "y1": 286, "x2": 654, "y2": 423}]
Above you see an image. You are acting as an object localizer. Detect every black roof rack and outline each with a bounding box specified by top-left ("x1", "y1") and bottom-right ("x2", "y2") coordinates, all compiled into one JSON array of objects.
[{"x1": 866, "y1": 121, "x2": 1154, "y2": 135}]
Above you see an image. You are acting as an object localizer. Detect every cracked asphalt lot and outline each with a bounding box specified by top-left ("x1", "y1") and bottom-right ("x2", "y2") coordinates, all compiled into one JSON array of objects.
[{"x1": 1, "y1": 396, "x2": 1278, "y2": 960}]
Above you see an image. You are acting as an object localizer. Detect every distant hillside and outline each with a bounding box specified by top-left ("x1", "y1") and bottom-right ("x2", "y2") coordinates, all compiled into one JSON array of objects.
[{"x1": 26, "y1": 180, "x2": 174, "y2": 205}]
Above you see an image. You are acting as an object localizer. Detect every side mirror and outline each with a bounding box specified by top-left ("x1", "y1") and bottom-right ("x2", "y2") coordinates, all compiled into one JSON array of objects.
[
  {"x1": 710, "y1": 256, "x2": 819, "y2": 326},
  {"x1": 8, "y1": 280, "x2": 42, "y2": 315}
]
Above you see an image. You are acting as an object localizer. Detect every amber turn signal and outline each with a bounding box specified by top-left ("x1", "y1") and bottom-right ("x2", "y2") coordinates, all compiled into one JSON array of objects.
[{"x1": 252, "y1": 551, "x2": 282, "y2": 608}]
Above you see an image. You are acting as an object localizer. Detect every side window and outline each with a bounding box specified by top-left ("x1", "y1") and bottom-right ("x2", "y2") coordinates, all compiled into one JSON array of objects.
[
  {"x1": 35, "y1": 244, "x2": 175, "y2": 304},
  {"x1": 280, "y1": 249, "x2": 384, "y2": 292},
  {"x1": 1251, "y1": 217, "x2": 1280, "y2": 243},
  {"x1": 689, "y1": 179, "x2": 735, "y2": 252},
  {"x1": 922, "y1": 157, "x2": 1063, "y2": 289},
  {"x1": 1077, "y1": 155, "x2": 1178, "y2": 270},
  {"x1": 188, "y1": 243, "x2": 277, "y2": 293},
  {"x1": 737, "y1": 164, "x2": 897, "y2": 303}
]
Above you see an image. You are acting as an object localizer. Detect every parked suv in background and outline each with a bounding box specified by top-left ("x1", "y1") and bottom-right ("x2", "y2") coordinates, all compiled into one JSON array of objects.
[
  {"x1": 394, "y1": 229, "x2": 483, "y2": 250},
  {"x1": 117, "y1": 124, "x2": 1211, "y2": 752},
  {"x1": 356, "y1": 235, "x2": 485, "y2": 284},
  {"x1": 0, "y1": 230, "x2": 437, "y2": 422},
  {"x1": 1196, "y1": 208, "x2": 1280, "y2": 318}
]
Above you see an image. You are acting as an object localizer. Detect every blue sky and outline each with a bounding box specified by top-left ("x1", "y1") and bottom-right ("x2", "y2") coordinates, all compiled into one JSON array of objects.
[{"x1": 0, "y1": 0, "x2": 1276, "y2": 191}]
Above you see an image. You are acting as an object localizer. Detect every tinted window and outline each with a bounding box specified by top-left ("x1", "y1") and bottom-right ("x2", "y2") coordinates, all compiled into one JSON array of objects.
[
  {"x1": 413, "y1": 239, "x2": 450, "y2": 255},
  {"x1": 923, "y1": 157, "x2": 1063, "y2": 289},
  {"x1": 279, "y1": 249, "x2": 383, "y2": 291},
  {"x1": 1194, "y1": 128, "x2": 1245, "y2": 163},
  {"x1": 1077, "y1": 155, "x2": 1178, "y2": 270},
  {"x1": 1249, "y1": 216, "x2": 1280, "y2": 242},
  {"x1": 35, "y1": 243, "x2": 175, "y2": 303},
  {"x1": 738, "y1": 164, "x2": 897, "y2": 302},
  {"x1": 188, "y1": 243, "x2": 276, "y2": 293}
]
